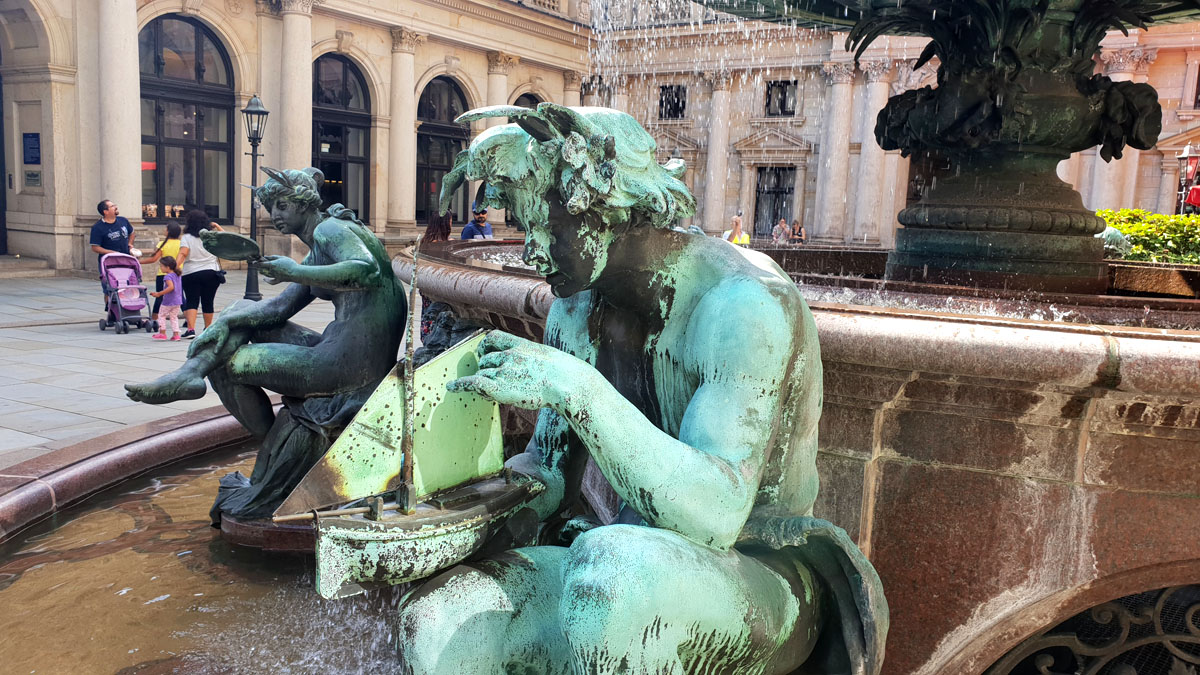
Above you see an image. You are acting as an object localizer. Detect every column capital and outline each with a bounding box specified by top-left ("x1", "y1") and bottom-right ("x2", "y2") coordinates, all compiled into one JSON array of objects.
[
  {"x1": 1101, "y1": 47, "x2": 1157, "y2": 76},
  {"x1": 1162, "y1": 155, "x2": 1181, "y2": 172},
  {"x1": 563, "y1": 70, "x2": 583, "y2": 92},
  {"x1": 703, "y1": 69, "x2": 732, "y2": 91},
  {"x1": 487, "y1": 51, "x2": 519, "y2": 75},
  {"x1": 390, "y1": 26, "x2": 426, "y2": 53},
  {"x1": 275, "y1": 0, "x2": 321, "y2": 14},
  {"x1": 822, "y1": 61, "x2": 856, "y2": 85},
  {"x1": 861, "y1": 59, "x2": 893, "y2": 84}
]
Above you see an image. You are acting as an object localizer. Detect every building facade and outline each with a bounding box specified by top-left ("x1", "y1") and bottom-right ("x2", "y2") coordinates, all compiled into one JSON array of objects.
[
  {"x1": 595, "y1": 7, "x2": 1200, "y2": 244},
  {"x1": 4, "y1": 1, "x2": 1200, "y2": 270},
  {"x1": 1, "y1": 0, "x2": 588, "y2": 270}
]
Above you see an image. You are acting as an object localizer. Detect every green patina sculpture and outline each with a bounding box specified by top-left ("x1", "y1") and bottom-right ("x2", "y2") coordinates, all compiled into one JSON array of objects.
[
  {"x1": 125, "y1": 167, "x2": 405, "y2": 522},
  {"x1": 395, "y1": 104, "x2": 887, "y2": 674}
]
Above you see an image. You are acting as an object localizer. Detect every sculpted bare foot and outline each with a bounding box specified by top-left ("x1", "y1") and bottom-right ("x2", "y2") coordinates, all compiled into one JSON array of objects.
[{"x1": 124, "y1": 370, "x2": 208, "y2": 404}]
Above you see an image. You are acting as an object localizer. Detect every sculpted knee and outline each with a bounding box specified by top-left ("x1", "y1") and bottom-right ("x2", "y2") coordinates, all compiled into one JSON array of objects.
[
  {"x1": 561, "y1": 526, "x2": 664, "y2": 642},
  {"x1": 396, "y1": 568, "x2": 508, "y2": 675}
]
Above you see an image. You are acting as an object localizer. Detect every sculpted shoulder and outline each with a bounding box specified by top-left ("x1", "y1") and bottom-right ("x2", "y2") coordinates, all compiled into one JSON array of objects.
[
  {"x1": 685, "y1": 244, "x2": 807, "y2": 376},
  {"x1": 544, "y1": 290, "x2": 596, "y2": 360}
]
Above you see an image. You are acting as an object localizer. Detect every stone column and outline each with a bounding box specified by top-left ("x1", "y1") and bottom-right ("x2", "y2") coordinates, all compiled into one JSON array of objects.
[
  {"x1": 792, "y1": 161, "x2": 808, "y2": 229},
  {"x1": 1158, "y1": 156, "x2": 1181, "y2": 215},
  {"x1": 881, "y1": 151, "x2": 906, "y2": 249},
  {"x1": 851, "y1": 59, "x2": 893, "y2": 246},
  {"x1": 98, "y1": 0, "x2": 141, "y2": 227},
  {"x1": 486, "y1": 51, "x2": 518, "y2": 126},
  {"x1": 701, "y1": 70, "x2": 732, "y2": 234},
  {"x1": 486, "y1": 51, "x2": 517, "y2": 224},
  {"x1": 1088, "y1": 48, "x2": 1155, "y2": 211},
  {"x1": 563, "y1": 71, "x2": 583, "y2": 107},
  {"x1": 388, "y1": 27, "x2": 424, "y2": 230},
  {"x1": 1121, "y1": 49, "x2": 1158, "y2": 208},
  {"x1": 279, "y1": 0, "x2": 315, "y2": 170},
  {"x1": 611, "y1": 76, "x2": 630, "y2": 112},
  {"x1": 739, "y1": 162, "x2": 757, "y2": 231},
  {"x1": 816, "y1": 62, "x2": 856, "y2": 243},
  {"x1": 581, "y1": 76, "x2": 600, "y2": 106}
]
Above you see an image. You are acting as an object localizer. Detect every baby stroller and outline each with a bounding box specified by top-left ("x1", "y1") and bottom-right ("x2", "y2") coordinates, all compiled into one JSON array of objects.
[{"x1": 99, "y1": 253, "x2": 155, "y2": 334}]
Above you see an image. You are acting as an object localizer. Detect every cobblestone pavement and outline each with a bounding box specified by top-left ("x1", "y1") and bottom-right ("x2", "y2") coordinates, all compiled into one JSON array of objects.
[{"x1": 0, "y1": 270, "x2": 336, "y2": 471}]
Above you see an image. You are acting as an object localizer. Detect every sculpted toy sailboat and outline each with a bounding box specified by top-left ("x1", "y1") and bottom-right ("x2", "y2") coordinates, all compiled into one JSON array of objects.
[{"x1": 272, "y1": 256, "x2": 543, "y2": 600}]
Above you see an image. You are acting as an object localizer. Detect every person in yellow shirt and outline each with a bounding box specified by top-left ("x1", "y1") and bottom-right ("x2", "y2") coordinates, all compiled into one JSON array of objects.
[
  {"x1": 722, "y1": 215, "x2": 749, "y2": 246},
  {"x1": 138, "y1": 222, "x2": 183, "y2": 324}
]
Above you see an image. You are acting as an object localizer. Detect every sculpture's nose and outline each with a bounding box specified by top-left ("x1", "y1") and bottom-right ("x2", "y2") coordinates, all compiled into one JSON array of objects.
[{"x1": 523, "y1": 231, "x2": 553, "y2": 272}]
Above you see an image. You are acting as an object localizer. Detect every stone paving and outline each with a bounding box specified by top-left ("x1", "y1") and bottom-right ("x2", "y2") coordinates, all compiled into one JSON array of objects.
[{"x1": 0, "y1": 270, "x2": 335, "y2": 471}]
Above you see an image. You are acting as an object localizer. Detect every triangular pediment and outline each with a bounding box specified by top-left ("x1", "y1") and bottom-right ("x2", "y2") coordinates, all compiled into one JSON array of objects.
[
  {"x1": 653, "y1": 128, "x2": 702, "y2": 152},
  {"x1": 1157, "y1": 121, "x2": 1200, "y2": 150},
  {"x1": 733, "y1": 127, "x2": 812, "y2": 153}
]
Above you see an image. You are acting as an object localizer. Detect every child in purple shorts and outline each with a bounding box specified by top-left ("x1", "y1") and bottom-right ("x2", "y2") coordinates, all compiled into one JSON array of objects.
[{"x1": 149, "y1": 256, "x2": 184, "y2": 341}]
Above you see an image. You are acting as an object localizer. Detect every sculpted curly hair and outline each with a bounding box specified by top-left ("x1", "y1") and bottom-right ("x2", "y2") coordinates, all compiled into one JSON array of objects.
[
  {"x1": 255, "y1": 167, "x2": 325, "y2": 213},
  {"x1": 445, "y1": 104, "x2": 695, "y2": 232}
]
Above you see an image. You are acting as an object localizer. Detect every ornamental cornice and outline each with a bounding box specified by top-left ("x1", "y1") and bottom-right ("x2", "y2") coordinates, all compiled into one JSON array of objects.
[
  {"x1": 488, "y1": 51, "x2": 519, "y2": 75},
  {"x1": 280, "y1": 0, "x2": 320, "y2": 14},
  {"x1": 860, "y1": 59, "x2": 893, "y2": 83},
  {"x1": 1101, "y1": 47, "x2": 1157, "y2": 76},
  {"x1": 703, "y1": 69, "x2": 732, "y2": 91},
  {"x1": 822, "y1": 61, "x2": 856, "y2": 84},
  {"x1": 391, "y1": 26, "x2": 426, "y2": 53},
  {"x1": 257, "y1": 0, "x2": 323, "y2": 14},
  {"x1": 563, "y1": 70, "x2": 583, "y2": 91}
]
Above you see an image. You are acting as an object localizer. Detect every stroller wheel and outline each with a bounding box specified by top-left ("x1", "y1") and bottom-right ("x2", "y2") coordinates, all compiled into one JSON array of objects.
[
  {"x1": 151, "y1": 320, "x2": 159, "y2": 332},
  {"x1": 99, "y1": 319, "x2": 107, "y2": 331},
  {"x1": 143, "y1": 321, "x2": 153, "y2": 333},
  {"x1": 116, "y1": 322, "x2": 127, "y2": 335}
]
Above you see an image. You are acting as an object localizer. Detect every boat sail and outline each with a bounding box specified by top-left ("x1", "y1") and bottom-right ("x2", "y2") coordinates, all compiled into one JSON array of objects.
[{"x1": 274, "y1": 249, "x2": 543, "y2": 599}]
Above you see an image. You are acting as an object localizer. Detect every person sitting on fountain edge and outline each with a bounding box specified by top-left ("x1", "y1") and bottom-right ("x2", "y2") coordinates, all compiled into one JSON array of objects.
[
  {"x1": 124, "y1": 167, "x2": 405, "y2": 521},
  {"x1": 395, "y1": 104, "x2": 887, "y2": 675}
]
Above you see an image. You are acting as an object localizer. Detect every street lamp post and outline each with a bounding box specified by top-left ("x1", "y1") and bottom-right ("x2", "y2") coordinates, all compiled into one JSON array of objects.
[
  {"x1": 1176, "y1": 143, "x2": 1199, "y2": 215},
  {"x1": 241, "y1": 95, "x2": 270, "y2": 301}
]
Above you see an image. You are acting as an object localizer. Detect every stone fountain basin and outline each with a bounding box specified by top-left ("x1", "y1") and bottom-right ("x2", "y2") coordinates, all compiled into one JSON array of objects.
[{"x1": 404, "y1": 239, "x2": 1200, "y2": 675}]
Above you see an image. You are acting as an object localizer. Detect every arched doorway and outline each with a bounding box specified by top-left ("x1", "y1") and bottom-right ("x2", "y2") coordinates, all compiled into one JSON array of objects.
[
  {"x1": 514, "y1": 93, "x2": 541, "y2": 109},
  {"x1": 138, "y1": 14, "x2": 235, "y2": 223},
  {"x1": 417, "y1": 76, "x2": 470, "y2": 225},
  {"x1": 312, "y1": 54, "x2": 371, "y2": 218}
]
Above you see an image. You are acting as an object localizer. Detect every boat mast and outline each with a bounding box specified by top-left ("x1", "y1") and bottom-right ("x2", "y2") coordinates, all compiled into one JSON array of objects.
[{"x1": 399, "y1": 242, "x2": 420, "y2": 514}]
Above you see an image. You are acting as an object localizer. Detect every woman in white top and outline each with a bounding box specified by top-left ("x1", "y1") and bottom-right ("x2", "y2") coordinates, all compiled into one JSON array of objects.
[{"x1": 177, "y1": 210, "x2": 225, "y2": 338}]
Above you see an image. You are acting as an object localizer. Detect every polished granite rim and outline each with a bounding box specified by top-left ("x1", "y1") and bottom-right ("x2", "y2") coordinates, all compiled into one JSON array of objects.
[{"x1": 0, "y1": 404, "x2": 261, "y2": 543}]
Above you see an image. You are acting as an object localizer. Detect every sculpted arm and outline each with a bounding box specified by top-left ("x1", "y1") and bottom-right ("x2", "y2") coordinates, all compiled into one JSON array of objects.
[
  {"x1": 257, "y1": 224, "x2": 382, "y2": 291},
  {"x1": 455, "y1": 285, "x2": 798, "y2": 550}
]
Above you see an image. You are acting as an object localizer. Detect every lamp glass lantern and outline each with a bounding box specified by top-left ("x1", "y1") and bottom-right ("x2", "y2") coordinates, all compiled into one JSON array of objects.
[{"x1": 242, "y1": 95, "x2": 269, "y2": 144}]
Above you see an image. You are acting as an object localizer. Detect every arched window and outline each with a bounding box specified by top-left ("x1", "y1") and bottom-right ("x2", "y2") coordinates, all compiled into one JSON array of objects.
[
  {"x1": 514, "y1": 93, "x2": 541, "y2": 109},
  {"x1": 417, "y1": 77, "x2": 470, "y2": 224},
  {"x1": 312, "y1": 54, "x2": 371, "y2": 219},
  {"x1": 139, "y1": 15, "x2": 235, "y2": 222}
]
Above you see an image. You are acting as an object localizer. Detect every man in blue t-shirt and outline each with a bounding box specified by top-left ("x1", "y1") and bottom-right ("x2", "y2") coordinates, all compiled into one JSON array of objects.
[
  {"x1": 460, "y1": 209, "x2": 494, "y2": 240},
  {"x1": 90, "y1": 199, "x2": 135, "y2": 270}
]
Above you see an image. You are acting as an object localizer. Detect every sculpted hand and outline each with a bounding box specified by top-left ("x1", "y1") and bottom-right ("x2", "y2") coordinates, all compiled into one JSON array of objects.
[
  {"x1": 257, "y1": 255, "x2": 300, "y2": 285},
  {"x1": 187, "y1": 321, "x2": 230, "y2": 356},
  {"x1": 447, "y1": 331, "x2": 592, "y2": 411}
]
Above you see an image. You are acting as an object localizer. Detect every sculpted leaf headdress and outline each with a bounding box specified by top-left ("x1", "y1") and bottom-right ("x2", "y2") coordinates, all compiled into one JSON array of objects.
[{"x1": 439, "y1": 104, "x2": 693, "y2": 230}]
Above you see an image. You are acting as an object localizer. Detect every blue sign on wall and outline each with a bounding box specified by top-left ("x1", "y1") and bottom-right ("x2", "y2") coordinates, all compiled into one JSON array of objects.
[{"x1": 22, "y1": 133, "x2": 40, "y2": 165}]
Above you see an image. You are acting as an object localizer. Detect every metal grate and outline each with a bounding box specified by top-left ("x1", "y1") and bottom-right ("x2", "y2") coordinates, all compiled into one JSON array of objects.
[{"x1": 986, "y1": 586, "x2": 1200, "y2": 675}]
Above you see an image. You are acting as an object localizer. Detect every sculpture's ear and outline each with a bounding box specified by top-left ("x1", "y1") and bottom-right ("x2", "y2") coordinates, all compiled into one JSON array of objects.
[
  {"x1": 537, "y1": 102, "x2": 597, "y2": 139},
  {"x1": 303, "y1": 166, "x2": 325, "y2": 190},
  {"x1": 455, "y1": 105, "x2": 559, "y2": 142},
  {"x1": 438, "y1": 151, "x2": 470, "y2": 216}
]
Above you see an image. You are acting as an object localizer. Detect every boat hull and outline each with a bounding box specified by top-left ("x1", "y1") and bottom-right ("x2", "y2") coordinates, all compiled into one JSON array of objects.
[{"x1": 314, "y1": 476, "x2": 543, "y2": 599}]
